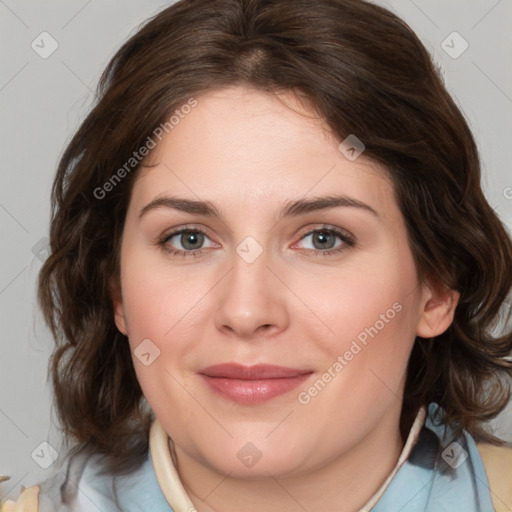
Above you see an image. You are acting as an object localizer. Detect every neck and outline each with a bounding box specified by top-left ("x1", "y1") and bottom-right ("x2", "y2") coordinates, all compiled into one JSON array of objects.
[{"x1": 174, "y1": 403, "x2": 405, "y2": 512}]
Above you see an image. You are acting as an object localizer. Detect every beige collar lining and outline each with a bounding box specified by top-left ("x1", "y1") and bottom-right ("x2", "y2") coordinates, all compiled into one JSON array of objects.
[{"x1": 150, "y1": 406, "x2": 427, "y2": 512}]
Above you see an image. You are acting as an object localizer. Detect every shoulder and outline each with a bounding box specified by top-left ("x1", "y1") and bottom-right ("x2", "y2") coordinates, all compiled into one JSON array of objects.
[
  {"x1": 1, "y1": 448, "x2": 172, "y2": 512},
  {"x1": 477, "y1": 442, "x2": 512, "y2": 512},
  {"x1": 1, "y1": 485, "x2": 39, "y2": 512},
  {"x1": 1, "y1": 451, "x2": 109, "y2": 512},
  {"x1": 422, "y1": 403, "x2": 511, "y2": 511},
  {"x1": 373, "y1": 403, "x2": 502, "y2": 511}
]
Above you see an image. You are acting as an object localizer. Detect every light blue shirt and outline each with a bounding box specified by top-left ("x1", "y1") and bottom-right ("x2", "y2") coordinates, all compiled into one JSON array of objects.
[{"x1": 34, "y1": 403, "x2": 496, "y2": 511}]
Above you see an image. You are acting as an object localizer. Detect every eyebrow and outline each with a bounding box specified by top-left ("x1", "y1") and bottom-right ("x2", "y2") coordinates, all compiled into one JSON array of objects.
[{"x1": 138, "y1": 194, "x2": 379, "y2": 221}]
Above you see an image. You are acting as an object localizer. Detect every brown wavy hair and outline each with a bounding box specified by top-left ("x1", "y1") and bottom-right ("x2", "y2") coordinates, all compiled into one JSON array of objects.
[{"x1": 38, "y1": 0, "x2": 512, "y2": 475}]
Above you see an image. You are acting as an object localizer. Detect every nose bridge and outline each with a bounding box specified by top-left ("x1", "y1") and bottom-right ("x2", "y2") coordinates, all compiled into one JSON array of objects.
[
  {"x1": 228, "y1": 234, "x2": 273, "y2": 310},
  {"x1": 213, "y1": 234, "x2": 287, "y2": 337},
  {"x1": 233, "y1": 235, "x2": 269, "y2": 290}
]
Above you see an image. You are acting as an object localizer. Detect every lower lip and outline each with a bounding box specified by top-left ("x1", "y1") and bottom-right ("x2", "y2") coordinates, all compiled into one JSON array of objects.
[{"x1": 200, "y1": 374, "x2": 312, "y2": 404}]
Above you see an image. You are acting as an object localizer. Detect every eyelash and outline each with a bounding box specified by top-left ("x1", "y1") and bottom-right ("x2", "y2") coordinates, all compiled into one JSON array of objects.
[{"x1": 157, "y1": 225, "x2": 356, "y2": 258}]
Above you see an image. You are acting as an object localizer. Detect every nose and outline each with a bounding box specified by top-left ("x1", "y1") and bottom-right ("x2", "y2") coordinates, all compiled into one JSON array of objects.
[{"x1": 213, "y1": 242, "x2": 289, "y2": 341}]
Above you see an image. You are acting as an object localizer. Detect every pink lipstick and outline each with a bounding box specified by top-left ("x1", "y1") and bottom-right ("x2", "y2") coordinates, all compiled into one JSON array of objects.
[{"x1": 199, "y1": 363, "x2": 313, "y2": 404}]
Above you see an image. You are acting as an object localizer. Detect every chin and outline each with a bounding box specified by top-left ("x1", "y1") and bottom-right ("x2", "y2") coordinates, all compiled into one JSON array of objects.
[{"x1": 195, "y1": 437, "x2": 310, "y2": 479}]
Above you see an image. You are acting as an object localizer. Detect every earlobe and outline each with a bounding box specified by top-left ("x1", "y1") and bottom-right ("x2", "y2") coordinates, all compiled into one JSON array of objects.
[
  {"x1": 110, "y1": 277, "x2": 128, "y2": 336},
  {"x1": 416, "y1": 280, "x2": 460, "y2": 339}
]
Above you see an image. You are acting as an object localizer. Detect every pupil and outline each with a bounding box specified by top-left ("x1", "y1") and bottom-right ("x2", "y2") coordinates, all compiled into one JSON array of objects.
[
  {"x1": 315, "y1": 231, "x2": 334, "y2": 249},
  {"x1": 183, "y1": 231, "x2": 202, "y2": 249}
]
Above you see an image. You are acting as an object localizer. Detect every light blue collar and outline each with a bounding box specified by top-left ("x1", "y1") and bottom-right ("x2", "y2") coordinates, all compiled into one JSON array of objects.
[
  {"x1": 37, "y1": 402, "x2": 495, "y2": 511},
  {"x1": 371, "y1": 403, "x2": 494, "y2": 512}
]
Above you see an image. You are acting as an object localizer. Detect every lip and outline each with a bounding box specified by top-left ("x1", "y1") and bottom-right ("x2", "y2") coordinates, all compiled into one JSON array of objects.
[{"x1": 199, "y1": 363, "x2": 313, "y2": 404}]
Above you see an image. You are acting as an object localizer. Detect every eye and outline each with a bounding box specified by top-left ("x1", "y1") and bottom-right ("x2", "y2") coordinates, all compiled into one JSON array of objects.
[
  {"x1": 158, "y1": 227, "x2": 216, "y2": 257},
  {"x1": 158, "y1": 224, "x2": 355, "y2": 258},
  {"x1": 294, "y1": 226, "x2": 355, "y2": 256}
]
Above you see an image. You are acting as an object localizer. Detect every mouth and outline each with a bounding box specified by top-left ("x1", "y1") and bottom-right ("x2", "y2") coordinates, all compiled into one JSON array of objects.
[{"x1": 198, "y1": 363, "x2": 313, "y2": 404}]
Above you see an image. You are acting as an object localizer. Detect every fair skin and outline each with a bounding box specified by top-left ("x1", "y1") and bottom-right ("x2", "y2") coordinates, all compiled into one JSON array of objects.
[{"x1": 113, "y1": 85, "x2": 459, "y2": 512}]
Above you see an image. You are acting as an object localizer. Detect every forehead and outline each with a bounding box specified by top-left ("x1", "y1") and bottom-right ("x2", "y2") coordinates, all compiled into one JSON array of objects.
[{"x1": 130, "y1": 85, "x2": 397, "y2": 222}]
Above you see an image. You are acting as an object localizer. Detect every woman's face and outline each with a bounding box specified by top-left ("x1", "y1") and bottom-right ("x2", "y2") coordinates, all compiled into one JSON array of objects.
[{"x1": 113, "y1": 85, "x2": 454, "y2": 479}]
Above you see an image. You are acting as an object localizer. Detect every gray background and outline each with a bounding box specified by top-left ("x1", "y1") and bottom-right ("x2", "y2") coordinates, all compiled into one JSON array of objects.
[{"x1": 1, "y1": 0, "x2": 511, "y2": 501}]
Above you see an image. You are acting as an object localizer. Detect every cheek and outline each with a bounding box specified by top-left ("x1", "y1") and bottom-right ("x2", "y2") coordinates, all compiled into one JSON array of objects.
[
  {"x1": 118, "y1": 257, "x2": 194, "y2": 418},
  {"x1": 119, "y1": 241, "x2": 193, "y2": 339},
  {"x1": 122, "y1": 278, "x2": 165, "y2": 345},
  {"x1": 305, "y1": 254, "x2": 418, "y2": 347},
  {"x1": 118, "y1": 244, "x2": 212, "y2": 395},
  {"x1": 303, "y1": 246, "x2": 421, "y2": 399}
]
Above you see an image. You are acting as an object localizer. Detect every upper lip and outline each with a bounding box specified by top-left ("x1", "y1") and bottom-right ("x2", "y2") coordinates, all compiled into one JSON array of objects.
[{"x1": 199, "y1": 363, "x2": 312, "y2": 380}]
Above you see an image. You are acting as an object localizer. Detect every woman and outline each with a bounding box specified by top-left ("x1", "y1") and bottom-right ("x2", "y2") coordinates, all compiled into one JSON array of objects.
[{"x1": 3, "y1": 0, "x2": 512, "y2": 510}]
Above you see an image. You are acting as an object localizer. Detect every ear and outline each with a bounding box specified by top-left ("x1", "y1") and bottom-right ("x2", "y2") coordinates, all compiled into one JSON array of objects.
[
  {"x1": 416, "y1": 278, "x2": 460, "y2": 339},
  {"x1": 110, "y1": 276, "x2": 128, "y2": 336}
]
